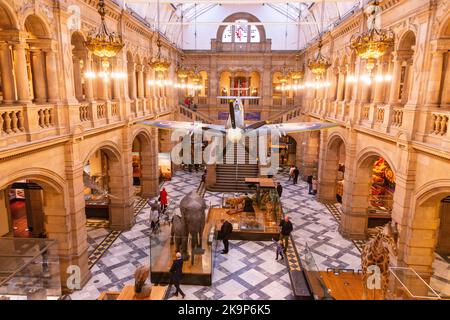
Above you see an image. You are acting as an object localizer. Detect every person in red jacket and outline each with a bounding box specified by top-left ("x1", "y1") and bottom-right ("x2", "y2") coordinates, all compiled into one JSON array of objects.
[{"x1": 159, "y1": 187, "x2": 168, "y2": 212}]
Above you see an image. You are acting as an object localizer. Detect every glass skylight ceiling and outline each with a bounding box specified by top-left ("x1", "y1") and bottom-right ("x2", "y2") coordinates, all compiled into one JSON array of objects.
[{"x1": 119, "y1": 1, "x2": 363, "y2": 49}]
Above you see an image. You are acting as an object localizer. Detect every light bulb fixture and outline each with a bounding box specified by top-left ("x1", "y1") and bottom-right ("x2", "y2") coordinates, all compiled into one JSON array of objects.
[
  {"x1": 308, "y1": 39, "x2": 331, "y2": 80},
  {"x1": 290, "y1": 54, "x2": 304, "y2": 81},
  {"x1": 350, "y1": 0, "x2": 394, "y2": 73},
  {"x1": 150, "y1": 0, "x2": 171, "y2": 78},
  {"x1": 85, "y1": 0, "x2": 124, "y2": 63}
]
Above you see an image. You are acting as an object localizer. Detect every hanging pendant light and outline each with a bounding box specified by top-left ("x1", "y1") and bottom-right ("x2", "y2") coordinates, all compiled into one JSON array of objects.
[
  {"x1": 188, "y1": 3, "x2": 203, "y2": 92},
  {"x1": 150, "y1": 0, "x2": 171, "y2": 78},
  {"x1": 85, "y1": 0, "x2": 125, "y2": 80},
  {"x1": 308, "y1": 0, "x2": 331, "y2": 81},
  {"x1": 350, "y1": 1, "x2": 394, "y2": 73}
]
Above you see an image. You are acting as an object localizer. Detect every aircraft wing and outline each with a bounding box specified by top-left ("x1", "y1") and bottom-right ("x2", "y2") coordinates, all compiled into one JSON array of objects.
[
  {"x1": 140, "y1": 120, "x2": 226, "y2": 133},
  {"x1": 256, "y1": 122, "x2": 339, "y2": 135}
]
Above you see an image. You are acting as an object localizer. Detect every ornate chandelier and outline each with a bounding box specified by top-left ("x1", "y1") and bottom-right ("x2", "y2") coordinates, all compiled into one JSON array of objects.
[
  {"x1": 151, "y1": 39, "x2": 171, "y2": 75},
  {"x1": 308, "y1": 40, "x2": 331, "y2": 80},
  {"x1": 150, "y1": 0, "x2": 171, "y2": 76},
  {"x1": 290, "y1": 55, "x2": 304, "y2": 81},
  {"x1": 85, "y1": 0, "x2": 124, "y2": 70},
  {"x1": 350, "y1": 1, "x2": 394, "y2": 73}
]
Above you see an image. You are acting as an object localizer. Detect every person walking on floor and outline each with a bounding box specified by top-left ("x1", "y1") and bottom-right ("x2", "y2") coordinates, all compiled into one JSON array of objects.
[
  {"x1": 312, "y1": 176, "x2": 318, "y2": 195},
  {"x1": 288, "y1": 165, "x2": 295, "y2": 181},
  {"x1": 307, "y1": 175, "x2": 313, "y2": 194},
  {"x1": 148, "y1": 200, "x2": 161, "y2": 233},
  {"x1": 169, "y1": 252, "x2": 185, "y2": 299},
  {"x1": 276, "y1": 182, "x2": 283, "y2": 198},
  {"x1": 272, "y1": 238, "x2": 285, "y2": 261},
  {"x1": 279, "y1": 215, "x2": 293, "y2": 252},
  {"x1": 220, "y1": 219, "x2": 233, "y2": 254},
  {"x1": 159, "y1": 187, "x2": 168, "y2": 212},
  {"x1": 293, "y1": 166, "x2": 300, "y2": 185}
]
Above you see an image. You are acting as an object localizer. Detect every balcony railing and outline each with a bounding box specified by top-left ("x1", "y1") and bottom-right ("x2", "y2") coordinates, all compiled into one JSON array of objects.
[
  {"x1": 430, "y1": 112, "x2": 449, "y2": 136},
  {"x1": 1, "y1": 107, "x2": 25, "y2": 136}
]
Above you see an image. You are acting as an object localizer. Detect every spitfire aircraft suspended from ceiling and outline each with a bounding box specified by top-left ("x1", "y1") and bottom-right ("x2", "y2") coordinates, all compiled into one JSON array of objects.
[{"x1": 140, "y1": 93, "x2": 338, "y2": 143}]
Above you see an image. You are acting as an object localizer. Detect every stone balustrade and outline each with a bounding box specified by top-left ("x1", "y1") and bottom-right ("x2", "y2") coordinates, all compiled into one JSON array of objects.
[
  {"x1": 37, "y1": 107, "x2": 54, "y2": 128},
  {"x1": 391, "y1": 107, "x2": 403, "y2": 127},
  {"x1": 96, "y1": 103, "x2": 106, "y2": 119},
  {"x1": 79, "y1": 104, "x2": 91, "y2": 122},
  {"x1": 361, "y1": 105, "x2": 370, "y2": 121},
  {"x1": 376, "y1": 106, "x2": 385, "y2": 124},
  {"x1": 430, "y1": 112, "x2": 449, "y2": 136},
  {"x1": 0, "y1": 107, "x2": 25, "y2": 136}
]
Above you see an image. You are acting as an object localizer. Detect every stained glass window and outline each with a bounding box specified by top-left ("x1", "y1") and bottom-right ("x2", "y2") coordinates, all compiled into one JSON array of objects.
[
  {"x1": 234, "y1": 19, "x2": 248, "y2": 43},
  {"x1": 221, "y1": 19, "x2": 260, "y2": 43},
  {"x1": 222, "y1": 25, "x2": 232, "y2": 42}
]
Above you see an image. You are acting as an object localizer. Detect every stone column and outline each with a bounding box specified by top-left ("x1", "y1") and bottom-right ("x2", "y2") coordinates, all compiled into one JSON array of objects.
[
  {"x1": 344, "y1": 75, "x2": 353, "y2": 102},
  {"x1": 24, "y1": 189, "x2": 45, "y2": 237},
  {"x1": 360, "y1": 79, "x2": 371, "y2": 103},
  {"x1": 388, "y1": 57, "x2": 402, "y2": 105},
  {"x1": 0, "y1": 43, "x2": 16, "y2": 103},
  {"x1": 373, "y1": 61, "x2": 386, "y2": 104},
  {"x1": 112, "y1": 59, "x2": 121, "y2": 101},
  {"x1": 44, "y1": 50, "x2": 60, "y2": 103},
  {"x1": 128, "y1": 63, "x2": 137, "y2": 100},
  {"x1": 83, "y1": 53, "x2": 94, "y2": 102},
  {"x1": 30, "y1": 49, "x2": 46, "y2": 101},
  {"x1": 441, "y1": 53, "x2": 450, "y2": 107},
  {"x1": 72, "y1": 55, "x2": 83, "y2": 102},
  {"x1": 137, "y1": 65, "x2": 144, "y2": 99},
  {"x1": 425, "y1": 50, "x2": 445, "y2": 107},
  {"x1": 140, "y1": 139, "x2": 159, "y2": 198},
  {"x1": 336, "y1": 70, "x2": 345, "y2": 102},
  {"x1": 13, "y1": 43, "x2": 31, "y2": 103}
]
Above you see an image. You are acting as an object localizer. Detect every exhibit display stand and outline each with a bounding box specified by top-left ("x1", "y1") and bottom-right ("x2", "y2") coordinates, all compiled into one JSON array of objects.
[{"x1": 0, "y1": 238, "x2": 61, "y2": 300}]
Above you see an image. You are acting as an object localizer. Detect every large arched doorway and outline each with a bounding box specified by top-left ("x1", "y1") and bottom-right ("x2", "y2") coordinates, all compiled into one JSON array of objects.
[
  {"x1": 83, "y1": 145, "x2": 126, "y2": 229},
  {"x1": 132, "y1": 130, "x2": 159, "y2": 198},
  {"x1": 1, "y1": 180, "x2": 51, "y2": 238},
  {"x1": 278, "y1": 135, "x2": 297, "y2": 167},
  {"x1": 342, "y1": 152, "x2": 396, "y2": 239},
  {"x1": 318, "y1": 134, "x2": 346, "y2": 203},
  {"x1": 408, "y1": 188, "x2": 450, "y2": 298}
]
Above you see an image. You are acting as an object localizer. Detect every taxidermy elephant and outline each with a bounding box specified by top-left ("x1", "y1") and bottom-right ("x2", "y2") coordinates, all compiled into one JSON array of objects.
[
  {"x1": 180, "y1": 190, "x2": 207, "y2": 265},
  {"x1": 170, "y1": 209, "x2": 188, "y2": 259}
]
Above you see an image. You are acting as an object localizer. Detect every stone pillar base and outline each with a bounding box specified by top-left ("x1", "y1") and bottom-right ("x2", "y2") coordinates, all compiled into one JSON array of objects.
[
  {"x1": 59, "y1": 249, "x2": 91, "y2": 292},
  {"x1": 109, "y1": 203, "x2": 135, "y2": 231},
  {"x1": 340, "y1": 211, "x2": 367, "y2": 240}
]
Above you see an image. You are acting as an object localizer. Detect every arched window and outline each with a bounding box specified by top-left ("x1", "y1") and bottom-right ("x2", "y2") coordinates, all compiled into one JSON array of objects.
[{"x1": 221, "y1": 19, "x2": 260, "y2": 43}]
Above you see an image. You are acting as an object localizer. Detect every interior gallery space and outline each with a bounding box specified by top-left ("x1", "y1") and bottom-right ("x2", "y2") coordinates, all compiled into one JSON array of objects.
[{"x1": 0, "y1": 0, "x2": 449, "y2": 301}]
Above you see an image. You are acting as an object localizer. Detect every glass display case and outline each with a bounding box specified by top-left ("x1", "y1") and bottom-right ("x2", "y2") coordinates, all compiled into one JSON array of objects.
[
  {"x1": 0, "y1": 238, "x2": 61, "y2": 300},
  {"x1": 299, "y1": 243, "x2": 333, "y2": 300}
]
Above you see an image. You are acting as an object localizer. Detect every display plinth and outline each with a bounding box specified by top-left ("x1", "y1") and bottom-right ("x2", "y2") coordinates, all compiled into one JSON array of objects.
[
  {"x1": 150, "y1": 220, "x2": 215, "y2": 286},
  {"x1": 209, "y1": 207, "x2": 279, "y2": 241}
]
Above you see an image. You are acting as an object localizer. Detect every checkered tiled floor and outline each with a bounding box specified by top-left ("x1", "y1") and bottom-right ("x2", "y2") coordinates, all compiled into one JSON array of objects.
[{"x1": 277, "y1": 172, "x2": 362, "y2": 271}]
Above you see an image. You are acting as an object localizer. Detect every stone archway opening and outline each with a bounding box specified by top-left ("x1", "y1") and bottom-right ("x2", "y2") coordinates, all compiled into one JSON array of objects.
[
  {"x1": 431, "y1": 195, "x2": 450, "y2": 297},
  {"x1": 132, "y1": 132, "x2": 159, "y2": 199},
  {"x1": 408, "y1": 191, "x2": 450, "y2": 298},
  {"x1": 345, "y1": 154, "x2": 396, "y2": 239},
  {"x1": 318, "y1": 135, "x2": 346, "y2": 204},
  {"x1": 0, "y1": 179, "x2": 58, "y2": 239},
  {"x1": 279, "y1": 135, "x2": 297, "y2": 167}
]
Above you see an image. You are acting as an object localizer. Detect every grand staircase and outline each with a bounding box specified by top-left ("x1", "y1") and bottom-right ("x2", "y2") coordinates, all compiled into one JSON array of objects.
[{"x1": 206, "y1": 138, "x2": 259, "y2": 192}]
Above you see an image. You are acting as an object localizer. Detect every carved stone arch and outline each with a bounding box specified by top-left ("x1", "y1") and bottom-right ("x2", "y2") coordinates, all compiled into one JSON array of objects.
[
  {"x1": 438, "y1": 11, "x2": 450, "y2": 38},
  {"x1": 396, "y1": 29, "x2": 417, "y2": 51},
  {"x1": 23, "y1": 12, "x2": 52, "y2": 39},
  {"x1": 0, "y1": 0, "x2": 19, "y2": 30},
  {"x1": 0, "y1": 167, "x2": 66, "y2": 194},
  {"x1": 82, "y1": 140, "x2": 122, "y2": 165},
  {"x1": 355, "y1": 146, "x2": 397, "y2": 173}
]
